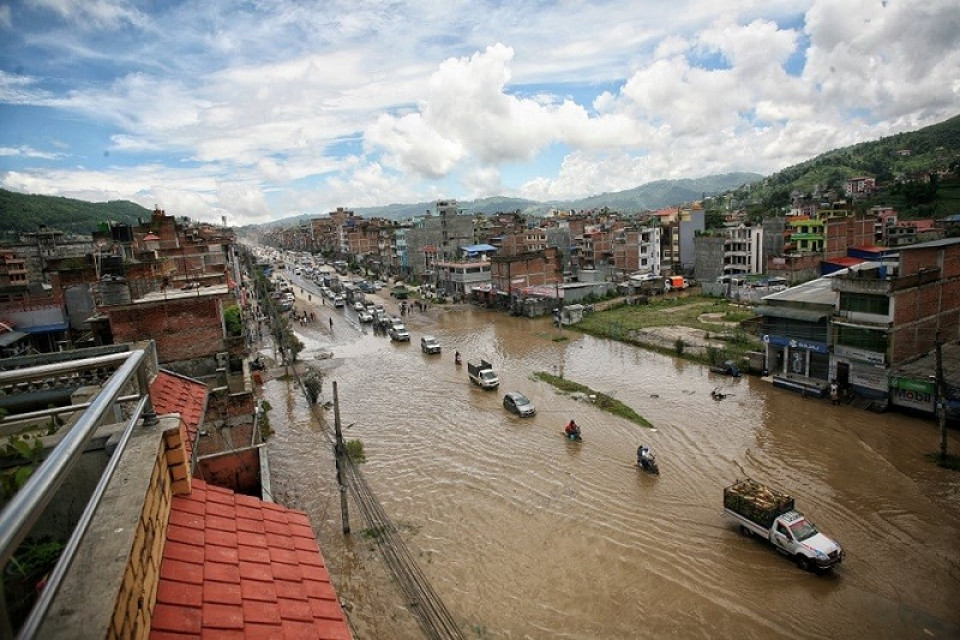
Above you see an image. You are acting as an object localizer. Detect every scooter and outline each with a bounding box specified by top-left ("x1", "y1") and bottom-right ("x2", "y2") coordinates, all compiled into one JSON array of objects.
[
  {"x1": 562, "y1": 429, "x2": 583, "y2": 443},
  {"x1": 637, "y1": 452, "x2": 659, "y2": 475}
]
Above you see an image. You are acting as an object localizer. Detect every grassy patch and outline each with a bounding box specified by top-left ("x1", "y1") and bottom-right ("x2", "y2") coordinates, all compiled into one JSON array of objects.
[
  {"x1": 533, "y1": 371, "x2": 653, "y2": 429},
  {"x1": 573, "y1": 295, "x2": 761, "y2": 366}
]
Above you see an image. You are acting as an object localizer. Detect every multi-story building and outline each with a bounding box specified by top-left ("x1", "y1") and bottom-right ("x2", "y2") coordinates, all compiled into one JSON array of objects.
[
  {"x1": 831, "y1": 237, "x2": 960, "y2": 399},
  {"x1": 612, "y1": 226, "x2": 661, "y2": 278},
  {"x1": 824, "y1": 215, "x2": 876, "y2": 261},
  {"x1": 871, "y1": 205, "x2": 898, "y2": 242},
  {"x1": 0, "y1": 251, "x2": 28, "y2": 288},
  {"x1": 433, "y1": 258, "x2": 492, "y2": 297},
  {"x1": 785, "y1": 215, "x2": 824, "y2": 253},
  {"x1": 651, "y1": 205, "x2": 704, "y2": 274},
  {"x1": 758, "y1": 237, "x2": 960, "y2": 403},
  {"x1": 723, "y1": 224, "x2": 763, "y2": 277},
  {"x1": 694, "y1": 224, "x2": 763, "y2": 283},
  {"x1": 490, "y1": 247, "x2": 560, "y2": 295},
  {"x1": 405, "y1": 201, "x2": 475, "y2": 279},
  {"x1": 844, "y1": 176, "x2": 877, "y2": 198}
]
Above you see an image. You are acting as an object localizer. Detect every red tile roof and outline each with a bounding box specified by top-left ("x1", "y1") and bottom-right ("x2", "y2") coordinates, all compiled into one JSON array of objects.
[
  {"x1": 151, "y1": 370, "x2": 208, "y2": 460},
  {"x1": 151, "y1": 480, "x2": 352, "y2": 640}
]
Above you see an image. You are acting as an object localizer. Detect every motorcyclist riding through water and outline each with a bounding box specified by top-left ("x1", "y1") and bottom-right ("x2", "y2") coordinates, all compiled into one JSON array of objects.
[
  {"x1": 637, "y1": 445, "x2": 654, "y2": 467},
  {"x1": 565, "y1": 420, "x2": 581, "y2": 438}
]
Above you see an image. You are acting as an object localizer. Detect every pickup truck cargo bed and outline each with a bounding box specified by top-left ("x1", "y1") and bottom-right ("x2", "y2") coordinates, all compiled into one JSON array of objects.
[{"x1": 724, "y1": 478, "x2": 794, "y2": 528}]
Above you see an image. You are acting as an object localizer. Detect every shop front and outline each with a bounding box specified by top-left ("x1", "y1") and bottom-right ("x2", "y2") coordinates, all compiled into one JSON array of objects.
[{"x1": 764, "y1": 334, "x2": 831, "y2": 396}]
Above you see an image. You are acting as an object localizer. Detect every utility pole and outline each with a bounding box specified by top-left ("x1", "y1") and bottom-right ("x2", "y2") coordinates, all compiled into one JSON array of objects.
[
  {"x1": 332, "y1": 381, "x2": 351, "y2": 534},
  {"x1": 555, "y1": 278, "x2": 563, "y2": 338},
  {"x1": 935, "y1": 332, "x2": 949, "y2": 462}
]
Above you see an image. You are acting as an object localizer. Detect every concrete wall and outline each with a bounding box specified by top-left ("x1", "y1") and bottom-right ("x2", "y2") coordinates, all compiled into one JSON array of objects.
[
  {"x1": 39, "y1": 414, "x2": 191, "y2": 639},
  {"x1": 693, "y1": 234, "x2": 725, "y2": 283}
]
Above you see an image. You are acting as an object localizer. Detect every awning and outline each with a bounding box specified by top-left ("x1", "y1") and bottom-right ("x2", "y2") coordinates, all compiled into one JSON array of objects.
[
  {"x1": 0, "y1": 330, "x2": 28, "y2": 347},
  {"x1": 22, "y1": 323, "x2": 70, "y2": 334},
  {"x1": 755, "y1": 306, "x2": 828, "y2": 323}
]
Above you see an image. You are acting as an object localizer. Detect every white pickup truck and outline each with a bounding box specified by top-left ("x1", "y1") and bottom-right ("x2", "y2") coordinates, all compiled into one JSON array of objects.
[
  {"x1": 467, "y1": 359, "x2": 499, "y2": 389},
  {"x1": 724, "y1": 478, "x2": 844, "y2": 571}
]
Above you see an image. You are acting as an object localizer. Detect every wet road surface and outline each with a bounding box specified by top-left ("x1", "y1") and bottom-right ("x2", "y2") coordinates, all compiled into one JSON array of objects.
[{"x1": 261, "y1": 279, "x2": 960, "y2": 640}]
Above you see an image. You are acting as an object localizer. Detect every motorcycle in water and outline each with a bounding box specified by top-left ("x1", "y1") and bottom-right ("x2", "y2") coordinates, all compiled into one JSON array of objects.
[
  {"x1": 637, "y1": 448, "x2": 660, "y2": 475},
  {"x1": 562, "y1": 429, "x2": 583, "y2": 443}
]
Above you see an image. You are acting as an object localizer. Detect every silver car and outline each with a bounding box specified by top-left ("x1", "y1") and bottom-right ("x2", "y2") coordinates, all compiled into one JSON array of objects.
[
  {"x1": 503, "y1": 392, "x2": 536, "y2": 417},
  {"x1": 420, "y1": 335, "x2": 441, "y2": 354}
]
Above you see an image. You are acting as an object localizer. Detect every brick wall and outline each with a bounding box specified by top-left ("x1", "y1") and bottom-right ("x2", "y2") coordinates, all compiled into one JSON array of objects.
[
  {"x1": 107, "y1": 419, "x2": 192, "y2": 640},
  {"x1": 892, "y1": 241, "x2": 960, "y2": 363},
  {"x1": 108, "y1": 296, "x2": 227, "y2": 364},
  {"x1": 198, "y1": 448, "x2": 261, "y2": 496}
]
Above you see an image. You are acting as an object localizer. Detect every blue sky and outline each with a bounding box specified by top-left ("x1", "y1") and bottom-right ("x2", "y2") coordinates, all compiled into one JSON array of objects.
[{"x1": 1, "y1": 0, "x2": 958, "y2": 226}]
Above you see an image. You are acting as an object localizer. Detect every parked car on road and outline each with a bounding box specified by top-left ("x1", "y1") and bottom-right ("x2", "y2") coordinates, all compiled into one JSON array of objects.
[
  {"x1": 503, "y1": 392, "x2": 536, "y2": 417},
  {"x1": 420, "y1": 335, "x2": 441, "y2": 354}
]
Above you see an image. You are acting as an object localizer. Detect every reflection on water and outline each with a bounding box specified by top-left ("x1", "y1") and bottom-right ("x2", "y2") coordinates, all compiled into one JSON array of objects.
[{"x1": 264, "y1": 297, "x2": 960, "y2": 640}]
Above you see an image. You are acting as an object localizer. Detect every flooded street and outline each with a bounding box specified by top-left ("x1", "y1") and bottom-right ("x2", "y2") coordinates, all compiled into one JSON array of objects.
[{"x1": 262, "y1": 283, "x2": 960, "y2": 640}]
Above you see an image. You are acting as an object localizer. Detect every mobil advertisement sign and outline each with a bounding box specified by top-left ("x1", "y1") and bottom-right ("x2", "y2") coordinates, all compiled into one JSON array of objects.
[{"x1": 890, "y1": 377, "x2": 935, "y2": 413}]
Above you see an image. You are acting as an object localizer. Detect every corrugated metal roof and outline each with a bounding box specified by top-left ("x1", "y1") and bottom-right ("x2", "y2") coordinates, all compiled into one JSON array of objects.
[
  {"x1": 0, "y1": 330, "x2": 28, "y2": 347},
  {"x1": 755, "y1": 306, "x2": 828, "y2": 322},
  {"x1": 763, "y1": 275, "x2": 837, "y2": 306}
]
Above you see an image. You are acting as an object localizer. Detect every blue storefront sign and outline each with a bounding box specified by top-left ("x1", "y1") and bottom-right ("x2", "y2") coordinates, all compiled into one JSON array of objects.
[{"x1": 762, "y1": 334, "x2": 830, "y2": 355}]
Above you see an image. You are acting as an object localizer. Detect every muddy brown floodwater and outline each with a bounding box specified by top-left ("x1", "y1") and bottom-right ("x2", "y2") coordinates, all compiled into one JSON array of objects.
[{"x1": 261, "y1": 282, "x2": 960, "y2": 640}]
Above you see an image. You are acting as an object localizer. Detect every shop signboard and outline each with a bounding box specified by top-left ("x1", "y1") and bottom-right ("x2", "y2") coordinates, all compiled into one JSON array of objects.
[
  {"x1": 890, "y1": 377, "x2": 935, "y2": 412},
  {"x1": 762, "y1": 334, "x2": 829, "y2": 354},
  {"x1": 850, "y1": 363, "x2": 888, "y2": 392},
  {"x1": 835, "y1": 344, "x2": 886, "y2": 365}
]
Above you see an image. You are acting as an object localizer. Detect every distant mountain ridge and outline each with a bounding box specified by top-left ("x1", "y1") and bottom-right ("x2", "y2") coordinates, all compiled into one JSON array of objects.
[
  {"x1": 3, "y1": 113, "x2": 958, "y2": 235},
  {"x1": 279, "y1": 172, "x2": 763, "y2": 227}
]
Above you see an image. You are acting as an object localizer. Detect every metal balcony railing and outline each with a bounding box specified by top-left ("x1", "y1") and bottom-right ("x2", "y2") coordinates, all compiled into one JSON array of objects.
[{"x1": 0, "y1": 346, "x2": 158, "y2": 639}]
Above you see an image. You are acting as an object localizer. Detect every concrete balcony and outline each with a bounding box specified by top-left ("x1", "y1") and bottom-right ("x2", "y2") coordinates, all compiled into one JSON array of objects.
[{"x1": 832, "y1": 276, "x2": 892, "y2": 295}]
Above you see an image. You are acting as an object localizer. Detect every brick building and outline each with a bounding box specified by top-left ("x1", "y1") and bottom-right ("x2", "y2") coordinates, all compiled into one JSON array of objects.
[
  {"x1": 831, "y1": 238, "x2": 960, "y2": 398},
  {"x1": 490, "y1": 247, "x2": 561, "y2": 295}
]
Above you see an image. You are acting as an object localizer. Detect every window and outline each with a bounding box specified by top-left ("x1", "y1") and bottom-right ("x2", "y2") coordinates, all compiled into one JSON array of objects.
[
  {"x1": 836, "y1": 325, "x2": 887, "y2": 352},
  {"x1": 840, "y1": 293, "x2": 889, "y2": 315}
]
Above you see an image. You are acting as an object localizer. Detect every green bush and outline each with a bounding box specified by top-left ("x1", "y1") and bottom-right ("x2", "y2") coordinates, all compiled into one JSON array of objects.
[
  {"x1": 223, "y1": 305, "x2": 243, "y2": 337},
  {"x1": 346, "y1": 439, "x2": 365, "y2": 462}
]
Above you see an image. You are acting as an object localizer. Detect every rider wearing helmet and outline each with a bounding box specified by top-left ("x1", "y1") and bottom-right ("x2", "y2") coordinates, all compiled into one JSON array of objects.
[{"x1": 637, "y1": 445, "x2": 652, "y2": 466}]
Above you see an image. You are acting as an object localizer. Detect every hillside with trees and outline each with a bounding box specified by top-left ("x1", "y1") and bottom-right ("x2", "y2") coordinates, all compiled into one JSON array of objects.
[
  {"x1": 0, "y1": 189, "x2": 150, "y2": 240},
  {"x1": 730, "y1": 113, "x2": 960, "y2": 219}
]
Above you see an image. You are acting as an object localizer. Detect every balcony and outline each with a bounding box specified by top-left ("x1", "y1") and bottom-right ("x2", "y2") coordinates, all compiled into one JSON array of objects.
[
  {"x1": 0, "y1": 344, "x2": 159, "y2": 637},
  {"x1": 832, "y1": 276, "x2": 892, "y2": 295}
]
